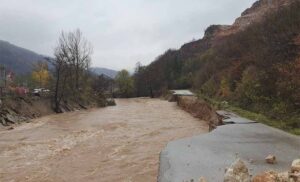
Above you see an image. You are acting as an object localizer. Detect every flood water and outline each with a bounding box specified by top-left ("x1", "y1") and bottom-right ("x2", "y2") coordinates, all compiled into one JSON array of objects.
[{"x1": 0, "y1": 98, "x2": 208, "y2": 182}]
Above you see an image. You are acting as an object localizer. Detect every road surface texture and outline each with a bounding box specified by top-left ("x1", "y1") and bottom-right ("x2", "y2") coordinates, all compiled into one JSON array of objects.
[
  {"x1": 0, "y1": 98, "x2": 208, "y2": 182},
  {"x1": 158, "y1": 111, "x2": 300, "y2": 182}
]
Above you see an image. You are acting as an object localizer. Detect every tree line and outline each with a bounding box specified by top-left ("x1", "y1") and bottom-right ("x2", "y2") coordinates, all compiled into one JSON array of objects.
[{"x1": 131, "y1": 1, "x2": 300, "y2": 129}]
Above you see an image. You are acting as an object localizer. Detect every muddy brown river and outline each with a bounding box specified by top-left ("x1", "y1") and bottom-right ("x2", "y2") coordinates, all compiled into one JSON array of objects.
[{"x1": 0, "y1": 98, "x2": 208, "y2": 182}]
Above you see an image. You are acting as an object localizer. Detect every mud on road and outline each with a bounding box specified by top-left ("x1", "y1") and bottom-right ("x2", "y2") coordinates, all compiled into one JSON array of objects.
[{"x1": 0, "y1": 98, "x2": 208, "y2": 182}]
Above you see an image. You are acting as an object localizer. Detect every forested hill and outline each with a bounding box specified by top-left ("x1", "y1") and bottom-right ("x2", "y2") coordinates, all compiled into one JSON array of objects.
[
  {"x1": 0, "y1": 40, "x2": 47, "y2": 74},
  {"x1": 134, "y1": 0, "x2": 300, "y2": 126}
]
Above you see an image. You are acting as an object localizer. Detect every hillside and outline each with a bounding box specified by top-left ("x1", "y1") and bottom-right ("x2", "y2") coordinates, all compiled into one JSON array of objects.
[
  {"x1": 0, "y1": 40, "x2": 117, "y2": 78},
  {"x1": 0, "y1": 40, "x2": 47, "y2": 74},
  {"x1": 134, "y1": 0, "x2": 300, "y2": 132},
  {"x1": 90, "y1": 67, "x2": 118, "y2": 78}
]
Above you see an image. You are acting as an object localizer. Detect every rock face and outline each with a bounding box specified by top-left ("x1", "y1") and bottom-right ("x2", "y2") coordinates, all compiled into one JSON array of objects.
[
  {"x1": 224, "y1": 159, "x2": 251, "y2": 182},
  {"x1": 214, "y1": 0, "x2": 293, "y2": 38},
  {"x1": 202, "y1": 0, "x2": 297, "y2": 50}
]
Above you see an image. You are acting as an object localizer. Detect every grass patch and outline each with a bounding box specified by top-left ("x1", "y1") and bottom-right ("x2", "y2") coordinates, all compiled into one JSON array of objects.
[
  {"x1": 226, "y1": 105, "x2": 300, "y2": 135},
  {"x1": 197, "y1": 93, "x2": 300, "y2": 135}
]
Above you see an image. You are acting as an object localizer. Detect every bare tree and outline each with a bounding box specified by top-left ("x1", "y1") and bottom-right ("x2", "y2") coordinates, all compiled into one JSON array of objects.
[
  {"x1": 66, "y1": 30, "x2": 92, "y2": 90},
  {"x1": 52, "y1": 29, "x2": 93, "y2": 112}
]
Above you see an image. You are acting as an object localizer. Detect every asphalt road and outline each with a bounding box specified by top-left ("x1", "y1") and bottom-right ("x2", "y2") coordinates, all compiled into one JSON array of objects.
[{"x1": 158, "y1": 111, "x2": 300, "y2": 182}]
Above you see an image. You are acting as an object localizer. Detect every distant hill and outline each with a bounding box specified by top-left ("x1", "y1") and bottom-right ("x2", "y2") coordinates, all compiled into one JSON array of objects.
[
  {"x1": 90, "y1": 67, "x2": 118, "y2": 78},
  {"x1": 0, "y1": 40, "x2": 118, "y2": 78},
  {"x1": 0, "y1": 40, "x2": 48, "y2": 74}
]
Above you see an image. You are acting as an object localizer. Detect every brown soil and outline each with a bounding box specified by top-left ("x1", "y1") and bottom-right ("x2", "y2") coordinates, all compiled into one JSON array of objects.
[
  {"x1": 177, "y1": 96, "x2": 222, "y2": 130},
  {"x1": 0, "y1": 98, "x2": 208, "y2": 182},
  {"x1": 6, "y1": 97, "x2": 54, "y2": 117},
  {"x1": 0, "y1": 96, "x2": 106, "y2": 130},
  {"x1": 0, "y1": 97, "x2": 55, "y2": 129}
]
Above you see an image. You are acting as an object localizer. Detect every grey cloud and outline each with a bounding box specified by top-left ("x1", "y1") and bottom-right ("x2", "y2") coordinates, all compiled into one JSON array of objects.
[{"x1": 0, "y1": 0, "x2": 257, "y2": 70}]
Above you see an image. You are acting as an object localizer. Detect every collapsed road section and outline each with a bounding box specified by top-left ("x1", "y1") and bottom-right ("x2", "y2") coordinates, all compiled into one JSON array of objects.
[{"x1": 158, "y1": 111, "x2": 300, "y2": 182}]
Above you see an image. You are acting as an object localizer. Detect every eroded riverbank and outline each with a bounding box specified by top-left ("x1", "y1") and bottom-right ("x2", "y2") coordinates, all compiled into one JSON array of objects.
[{"x1": 0, "y1": 98, "x2": 208, "y2": 182}]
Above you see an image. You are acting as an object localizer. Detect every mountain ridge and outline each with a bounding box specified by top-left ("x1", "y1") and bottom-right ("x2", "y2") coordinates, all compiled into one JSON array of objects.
[
  {"x1": 90, "y1": 67, "x2": 118, "y2": 78},
  {"x1": 0, "y1": 40, "x2": 118, "y2": 78},
  {"x1": 0, "y1": 40, "x2": 47, "y2": 74}
]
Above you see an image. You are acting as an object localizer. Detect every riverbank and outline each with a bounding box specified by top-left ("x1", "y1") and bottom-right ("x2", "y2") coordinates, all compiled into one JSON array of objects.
[{"x1": 0, "y1": 95, "x2": 111, "y2": 130}]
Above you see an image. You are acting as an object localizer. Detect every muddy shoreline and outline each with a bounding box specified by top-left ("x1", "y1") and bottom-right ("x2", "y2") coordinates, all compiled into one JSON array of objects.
[{"x1": 0, "y1": 96, "x2": 109, "y2": 131}]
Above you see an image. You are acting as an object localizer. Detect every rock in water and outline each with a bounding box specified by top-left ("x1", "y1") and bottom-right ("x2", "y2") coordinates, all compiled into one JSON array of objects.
[
  {"x1": 224, "y1": 159, "x2": 251, "y2": 182},
  {"x1": 265, "y1": 155, "x2": 277, "y2": 164}
]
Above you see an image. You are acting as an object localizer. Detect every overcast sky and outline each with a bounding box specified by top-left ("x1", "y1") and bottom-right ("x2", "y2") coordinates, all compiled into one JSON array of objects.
[{"x1": 0, "y1": 0, "x2": 257, "y2": 71}]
